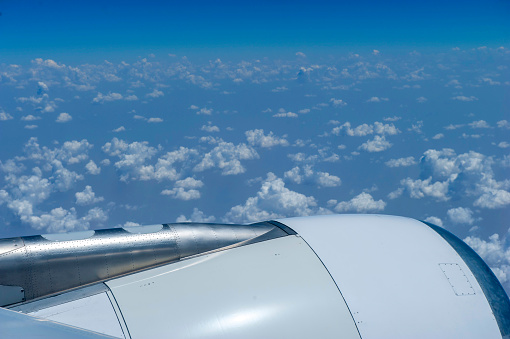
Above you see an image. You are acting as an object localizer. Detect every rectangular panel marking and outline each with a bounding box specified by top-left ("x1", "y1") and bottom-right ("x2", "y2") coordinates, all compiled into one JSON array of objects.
[{"x1": 439, "y1": 263, "x2": 476, "y2": 296}]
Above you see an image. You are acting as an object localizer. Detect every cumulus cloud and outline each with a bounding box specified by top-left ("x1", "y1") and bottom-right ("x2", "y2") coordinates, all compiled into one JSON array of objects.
[
  {"x1": 366, "y1": 97, "x2": 389, "y2": 102},
  {"x1": 56, "y1": 112, "x2": 72, "y2": 123},
  {"x1": 424, "y1": 216, "x2": 443, "y2": 227},
  {"x1": 333, "y1": 192, "x2": 386, "y2": 213},
  {"x1": 194, "y1": 141, "x2": 259, "y2": 175},
  {"x1": 113, "y1": 126, "x2": 126, "y2": 132},
  {"x1": 468, "y1": 120, "x2": 490, "y2": 129},
  {"x1": 0, "y1": 111, "x2": 14, "y2": 121},
  {"x1": 452, "y1": 95, "x2": 478, "y2": 101},
  {"x1": 75, "y1": 185, "x2": 104, "y2": 205},
  {"x1": 176, "y1": 208, "x2": 216, "y2": 223},
  {"x1": 330, "y1": 98, "x2": 347, "y2": 107},
  {"x1": 447, "y1": 207, "x2": 474, "y2": 224},
  {"x1": 332, "y1": 122, "x2": 400, "y2": 137},
  {"x1": 161, "y1": 177, "x2": 204, "y2": 200},
  {"x1": 92, "y1": 92, "x2": 123, "y2": 103},
  {"x1": 358, "y1": 135, "x2": 392, "y2": 152},
  {"x1": 147, "y1": 117, "x2": 163, "y2": 123},
  {"x1": 284, "y1": 165, "x2": 341, "y2": 187},
  {"x1": 385, "y1": 157, "x2": 417, "y2": 167},
  {"x1": 85, "y1": 160, "x2": 101, "y2": 175},
  {"x1": 245, "y1": 129, "x2": 289, "y2": 148},
  {"x1": 223, "y1": 173, "x2": 323, "y2": 223},
  {"x1": 464, "y1": 232, "x2": 510, "y2": 288},
  {"x1": 146, "y1": 89, "x2": 164, "y2": 98},
  {"x1": 201, "y1": 123, "x2": 220, "y2": 133}
]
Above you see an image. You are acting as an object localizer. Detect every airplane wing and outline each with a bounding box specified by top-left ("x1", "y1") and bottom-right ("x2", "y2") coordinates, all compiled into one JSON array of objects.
[{"x1": 1, "y1": 214, "x2": 509, "y2": 338}]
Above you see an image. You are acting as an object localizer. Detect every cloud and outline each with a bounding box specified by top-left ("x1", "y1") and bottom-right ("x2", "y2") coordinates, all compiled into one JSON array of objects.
[
  {"x1": 85, "y1": 160, "x2": 101, "y2": 175},
  {"x1": 358, "y1": 135, "x2": 392, "y2": 152},
  {"x1": 92, "y1": 92, "x2": 123, "y2": 103},
  {"x1": 332, "y1": 122, "x2": 400, "y2": 137},
  {"x1": 272, "y1": 112, "x2": 298, "y2": 118},
  {"x1": 75, "y1": 185, "x2": 104, "y2": 205},
  {"x1": 366, "y1": 97, "x2": 389, "y2": 102},
  {"x1": 146, "y1": 89, "x2": 164, "y2": 98},
  {"x1": 113, "y1": 126, "x2": 126, "y2": 132},
  {"x1": 21, "y1": 115, "x2": 41, "y2": 121},
  {"x1": 223, "y1": 173, "x2": 322, "y2": 223},
  {"x1": 102, "y1": 138, "x2": 160, "y2": 181},
  {"x1": 176, "y1": 208, "x2": 216, "y2": 223},
  {"x1": 447, "y1": 207, "x2": 474, "y2": 224},
  {"x1": 468, "y1": 120, "x2": 490, "y2": 129},
  {"x1": 452, "y1": 95, "x2": 478, "y2": 101},
  {"x1": 424, "y1": 216, "x2": 443, "y2": 227},
  {"x1": 201, "y1": 123, "x2": 220, "y2": 133},
  {"x1": 284, "y1": 165, "x2": 341, "y2": 188},
  {"x1": 497, "y1": 120, "x2": 510, "y2": 129},
  {"x1": 432, "y1": 133, "x2": 444, "y2": 140},
  {"x1": 464, "y1": 233, "x2": 510, "y2": 288},
  {"x1": 330, "y1": 98, "x2": 347, "y2": 107},
  {"x1": 161, "y1": 177, "x2": 203, "y2": 200},
  {"x1": 194, "y1": 141, "x2": 259, "y2": 175},
  {"x1": 385, "y1": 157, "x2": 417, "y2": 167},
  {"x1": 147, "y1": 117, "x2": 163, "y2": 123},
  {"x1": 473, "y1": 189, "x2": 510, "y2": 209},
  {"x1": 497, "y1": 142, "x2": 510, "y2": 149},
  {"x1": 0, "y1": 111, "x2": 14, "y2": 121},
  {"x1": 333, "y1": 192, "x2": 386, "y2": 213},
  {"x1": 416, "y1": 96, "x2": 428, "y2": 103},
  {"x1": 56, "y1": 112, "x2": 72, "y2": 123},
  {"x1": 245, "y1": 129, "x2": 289, "y2": 148}
]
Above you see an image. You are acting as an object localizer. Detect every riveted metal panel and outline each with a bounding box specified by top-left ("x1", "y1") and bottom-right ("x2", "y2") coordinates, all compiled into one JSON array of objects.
[{"x1": 0, "y1": 223, "x2": 286, "y2": 305}]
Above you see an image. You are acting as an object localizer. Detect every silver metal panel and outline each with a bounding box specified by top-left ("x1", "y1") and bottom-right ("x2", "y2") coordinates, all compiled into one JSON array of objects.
[
  {"x1": 42, "y1": 230, "x2": 95, "y2": 241},
  {"x1": 0, "y1": 223, "x2": 286, "y2": 305},
  {"x1": 0, "y1": 306, "x2": 114, "y2": 338},
  {"x1": 439, "y1": 263, "x2": 476, "y2": 296},
  {"x1": 0, "y1": 284, "x2": 25, "y2": 305},
  {"x1": 106, "y1": 236, "x2": 361, "y2": 339},
  {"x1": 27, "y1": 292, "x2": 125, "y2": 338},
  {"x1": 280, "y1": 214, "x2": 502, "y2": 339}
]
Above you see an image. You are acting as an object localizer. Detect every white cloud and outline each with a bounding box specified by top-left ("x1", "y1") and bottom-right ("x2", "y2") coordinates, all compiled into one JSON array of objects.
[
  {"x1": 21, "y1": 115, "x2": 41, "y2": 121},
  {"x1": 194, "y1": 141, "x2": 259, "y2": 175},
  {"x1": 92, "y1": 92, "x2": 123, "y2": 103},
  {"x1": 400, "y1": 177, "x2": 450, "y2": 201},
  {"x1": 24, "y1": 124, "x2": 38, "y2": 129},
  {"x1": 147, "y1": 117, "x2": 163, "y2": 123},
  {"x1": 468, "y1": 120, "x2": 490, "y2": 129},
  {"x1": 464, "y1": 233, "x2": 510, "y2": 287},
  {"x1": 146, "y1": 89, "x2": 164, "y2": 98},
  {"x1": 85, "y1": 160, "x2": 101, "y2": 175},
  {"x1": 197, "y1": 107, "x2": 213, "y2": 115},
  {"x1": 497, "y1": 120, "x2": 509, "y2": 129},
  {"x1": 0, "y1": 111, "x2": 14, "y2": 121},
  {"x1": 473, "y1": 189, "x2": 510, "y2": 209},
  {"x1": 334, "y1": 192, "x2": 386, "y2": 213},
  {"x1": 424, "y1": 216, "x2": 443, "y2": 227},
  {"x1": 385, "y1": 157, "x2": 417, "y2": 167},
  {"x1": 366, "y1": 97, "x2": 389, "y2": 102},
  {"x1": 358, "y1": 135, "x2": 392, "y2": 152},
  {"x1": 498, "y1": 142, "x2": 510, "y2": 149},
  {"x1": 223, "y1": 173, "x2": 322, "y2": 223},
  {"x1": 416, "y1": 96, "x2": 428, "y2": 103},
  {"x1": 432, "y1": 133, "x2": 444, "y2": 140},
  {"x1": 176, "y1": 208, "x2": 216, "y2": 223},
  {"x1": 201, "y1": 123, "x2": 220, "y2": 133},
  {"x1": 284, "y1": 165, "x2": 341, "y2": 188},
  {"x1": 272, "y1": 112, "x2": 298, "y2": 118},
  {"x1": 113, "y1": 126, "x2": 126, "y2": 132},
  {"x1": 452, "y1": 95, "x2": 478, "y2": 102},
  {"x1": 245, "y1": 129, "x2": 289, "y2": 148},
  {"x1": 332, "y1": 122, "x2": 399, "y2": 137},
  {"x1": 330, "y1": 98, "x2": 347, "y2": 107},
  {"x1": 447, "y1": 207, "x2": 474, "y2": 224},
  {"x1": 56, "y1": 112, "x2": 72, "y2": 123},
  {"x1": 75, "y1": 185, "x2": 104, "y2": 205}
]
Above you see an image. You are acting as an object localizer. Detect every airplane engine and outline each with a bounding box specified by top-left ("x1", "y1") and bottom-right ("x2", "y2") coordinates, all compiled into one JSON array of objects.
[{"x1": 0, "y1": 214, "x2": 508, "y2": 338}]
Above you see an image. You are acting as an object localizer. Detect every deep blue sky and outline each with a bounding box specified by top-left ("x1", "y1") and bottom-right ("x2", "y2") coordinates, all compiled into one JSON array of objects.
[{"x1": 1, "y1": 0, "x2": 509, "y2": 61}]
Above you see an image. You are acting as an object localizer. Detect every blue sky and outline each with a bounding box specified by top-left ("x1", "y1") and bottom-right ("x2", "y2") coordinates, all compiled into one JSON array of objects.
[{"x1": 0, "y1": 1, "x2": 509, "y2": 292}]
